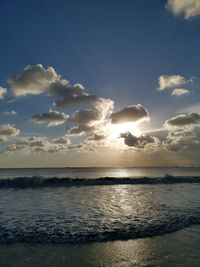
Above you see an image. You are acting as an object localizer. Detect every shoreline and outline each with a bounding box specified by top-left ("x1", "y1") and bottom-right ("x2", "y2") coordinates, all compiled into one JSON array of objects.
[{"x1": 0, "y1": 225, "x2": 200, "y2": 267}]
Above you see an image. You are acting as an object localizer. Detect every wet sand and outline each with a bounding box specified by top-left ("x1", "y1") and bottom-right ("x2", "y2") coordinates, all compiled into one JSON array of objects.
[{"x1": 0, "y1": 225, "x2": 200, "y2": 267}]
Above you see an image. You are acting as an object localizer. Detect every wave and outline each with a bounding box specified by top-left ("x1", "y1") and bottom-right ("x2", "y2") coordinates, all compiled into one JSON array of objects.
[
  {"x1": 0, "y1": 175, "x2": 200, "y2": 188},
  {"x1": 0, "y1": 214, "x2": 199, "y2": 244}
]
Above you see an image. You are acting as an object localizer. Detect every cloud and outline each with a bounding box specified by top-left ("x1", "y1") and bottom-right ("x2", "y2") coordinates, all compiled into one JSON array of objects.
[
  {"x1": 8, "y1": 64, "x2": 58, "y2": 96},
  {"x1": 158, "y1": 75, "x2": 186, "y2": 91},
  {"x1": 0, "y1": 87, "x2": 7, "y2": 99},
  {"x1": 165, "y1": 113, "x2": 200, "y2": 127},
  {"x1": 52, "y1": 136, "x2": 70, "y2": 144},
  {"x1": 3, "y1": 135, "x2": 70, "y2": 154},
  {"x1": 9, "y1": 64, "x2": 114, "y2": 125},
  {"x1": 164, "y1": 129, "x2": 200, "y2": 152},
  {"x1": 88, "y1": 133, "x2": 106, "y2": 141},
  {"x1": 67, "y1": 143, "x2": 84, "y2": 150},
  {"x1": 66, "y1": 98, "x2": 114, "y2": 135},
  {"x1": 54, "y1": 94, "x2": 98, "y2": 108},
  {"x1": 171, "y1": 88, "x2": 190, "y2": 96},
  {"x1": 110, "y1": 104, "x2": 149, "y2": 124},
  {"x1": 2, "y1": 110, "x2": 17, "y2": 116},
  {"x1": 120, "y1": 131, "x2": 160, "y2": 150},
  {"x1": 8, "y1": 64, "x2": 115, "y2": 142},
  {"x1": 51, "y1": 81, "x2": 102, "y2": 108},
  {"x1": 166, "y1": 0, "x2": 200, "y2": 19},
  {"x1": 68, "y1": 125, "x2": 95, "y2": 135},
  {"x1": 0, "y1": 124, "x2": 20, "y2": 142},
  {"x1": 167, "y1": 129, "x2": 196, "y2": 138},
  {"x1": 70, "y1": 109, "x2": 101, "y2": 125},
  {"x1": 9, "y1": 64, "x2": 113, "y2": 110},
  {"x1": 31, "y1": 110, "x2": 69, "y2": 127}
]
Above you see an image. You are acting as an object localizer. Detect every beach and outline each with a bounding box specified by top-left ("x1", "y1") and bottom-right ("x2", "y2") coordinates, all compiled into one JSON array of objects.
[
  {"x1": 0, "y1": 168, "x2": 200, "y2": 266},
  {"x1": 0, "y1": 226, "x2": 200, "y2": 267}
]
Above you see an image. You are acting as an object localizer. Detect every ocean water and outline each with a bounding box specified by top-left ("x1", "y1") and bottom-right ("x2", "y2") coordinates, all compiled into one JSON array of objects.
[
  {"x1": 1, "y1": 226, "x2": 200, "y2": 267},
  {"x1": 0, "y1": 166, "x2": 200, "y2": 179},
  {"x1": 0, "y1": 167, "x2": 200, "y2": 266}
]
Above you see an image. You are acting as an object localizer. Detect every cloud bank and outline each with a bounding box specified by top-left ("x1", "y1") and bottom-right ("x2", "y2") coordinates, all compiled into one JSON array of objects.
[
  {"x1": 4, "y1": 63, "x2": 200, "y2": 160},
  {"x1": 4, "y1": 135, "x2": 70, "y2": 154}
]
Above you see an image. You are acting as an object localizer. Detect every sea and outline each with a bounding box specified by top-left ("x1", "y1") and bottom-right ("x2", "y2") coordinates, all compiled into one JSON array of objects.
[{"x1": 0, "y1": 167, "x2": 200, "y2": 267}]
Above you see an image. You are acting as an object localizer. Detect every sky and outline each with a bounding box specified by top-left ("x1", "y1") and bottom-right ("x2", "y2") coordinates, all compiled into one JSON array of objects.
[{"x1": 0, "y1": 0, "x2": 200, "y2": 167}]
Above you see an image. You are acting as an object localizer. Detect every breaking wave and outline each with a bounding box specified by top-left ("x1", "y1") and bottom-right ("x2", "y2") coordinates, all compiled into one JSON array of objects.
[
  {"x1": 0, "y1": 214, "x2": 200, "y2": 244},
  {"x1": 0, "y1": 175, "x2": 200, "y2": 188}
]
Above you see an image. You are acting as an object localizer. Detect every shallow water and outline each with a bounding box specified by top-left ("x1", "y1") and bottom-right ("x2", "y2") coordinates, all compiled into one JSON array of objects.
[{"x1": 0, "y1": 226, "x2": 200, "y2": 267}]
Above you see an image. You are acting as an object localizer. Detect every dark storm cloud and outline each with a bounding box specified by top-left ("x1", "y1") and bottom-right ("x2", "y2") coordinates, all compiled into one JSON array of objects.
[{"x1": 110, "y1": 104, "x2": 149, "y2": 124}]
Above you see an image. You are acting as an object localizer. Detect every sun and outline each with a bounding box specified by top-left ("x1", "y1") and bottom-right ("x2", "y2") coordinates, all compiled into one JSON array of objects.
[{"x1": 108, "y1": 122, "x2": 141, "y2": 141}]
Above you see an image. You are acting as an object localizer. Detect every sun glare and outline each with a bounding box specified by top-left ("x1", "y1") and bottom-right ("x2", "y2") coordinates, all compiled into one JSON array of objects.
[{"x1": 108, "y1": 122, "x2": 141, "y2": 141}]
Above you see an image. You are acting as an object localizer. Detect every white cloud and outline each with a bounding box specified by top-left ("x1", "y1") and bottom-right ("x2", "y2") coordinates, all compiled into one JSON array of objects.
[
  {"x1": 0, "y1": 87, "x2": 7, "y2": 99},
  {"x1": 158, "y1": 75, "x2": 186, "y2": 91},
  {"x1": 9, "y1": 64, "x2": 58, "y2": 96},
  {"x1": 31, "y1": 110, "x2": 69, "y2": 127},
  {"x1": 2, "y1": 110, "x2": 17, "y2": 116},
  {"x1": 110, "y1": 104, "x2": 149, "y2": 124},
  {"x1": 0, "y1": 124, "x2": 20, "y2": 142},
  {"x1": 3, "y1": 135, "x2": 70, "y2": 154},
  {"x1": 9, "y1": 64, "x2": 113, "y2": 110},
  {"x1": 68, "y1": 125, "x2": 95, "y2": 135},
  {"x1": 166, "y1": 0, "x2": 200, "y2": 19},
  {"x1": 171, "y1": 88, "x2": 190, "y2": 96},
  {"x1": 164, "y1": 128, "x2": 200, "y2": 152}
]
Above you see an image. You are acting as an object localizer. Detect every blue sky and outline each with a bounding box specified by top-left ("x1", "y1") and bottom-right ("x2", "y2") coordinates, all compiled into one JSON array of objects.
[{"x1": 1, "y1": 0, "x2": 200, "y2": 167}]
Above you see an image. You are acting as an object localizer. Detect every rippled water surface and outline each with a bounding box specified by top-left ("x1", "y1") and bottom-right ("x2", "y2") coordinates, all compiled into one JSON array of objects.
[{"x1": 0, "y1": 183, "x2": 200, "y2": 243}]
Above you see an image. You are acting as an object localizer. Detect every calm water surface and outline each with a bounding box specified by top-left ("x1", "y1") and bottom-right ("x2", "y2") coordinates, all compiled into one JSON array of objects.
[{"x1": 0, "y1": 167, "x2": 200, "y2": 179}]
